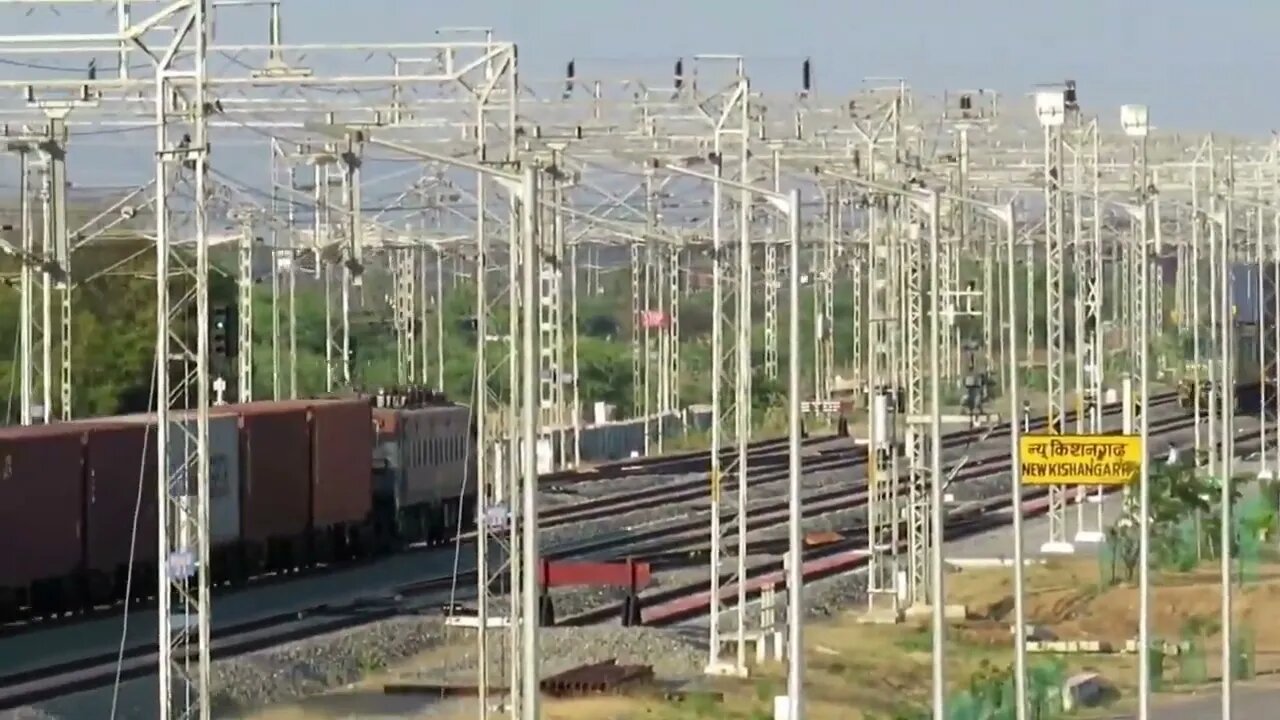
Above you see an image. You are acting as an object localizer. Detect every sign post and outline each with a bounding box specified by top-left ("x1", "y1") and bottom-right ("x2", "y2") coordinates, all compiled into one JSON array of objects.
[{"x1": 1018, "y1": 434, "x2": 1144, "y2": 487}]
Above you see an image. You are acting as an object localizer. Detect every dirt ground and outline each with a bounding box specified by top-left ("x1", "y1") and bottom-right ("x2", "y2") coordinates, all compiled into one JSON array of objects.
[
  {"x1": 531, "y1": 557, "x2": 1280, "y2": 720},
  {"x1": 242, "y1": 536, "x2": 1276, "y2": 720}
]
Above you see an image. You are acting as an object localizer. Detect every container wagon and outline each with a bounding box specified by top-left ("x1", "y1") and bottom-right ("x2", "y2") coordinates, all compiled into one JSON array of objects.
[
  {"x1": 105, "y1": 409, "x2": 245, "y2": 585},
  {"x1": 0, "y1": 424, "x2": 86, "y2": 619},
  {"x1": 305, "y1": 397, "x2": 375, "y2": 563},
  {"x1": 81, "y1": 421, "x2": 159, "y2": 605},
  {"x1": 228, "y1": 398, "x2": 375, "y2": 572},
  {"x1": 233, "y1": 401, "x2": 313, "y2": 574},
  {"x1": 372, "y1": 390, "x2": 475, "y2": 549},
  {"x1": 1178, "y1": 262, "x2": 1279, "y2": 417},
  {"x1": 0, "y1": 391, "x2": 429, "y2": 621}
]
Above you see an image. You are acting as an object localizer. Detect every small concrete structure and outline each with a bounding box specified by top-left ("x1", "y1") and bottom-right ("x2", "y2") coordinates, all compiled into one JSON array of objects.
[
  {"x1": 903, "y1": 603, "x2": 968, "y2": 621},
  {"x1": 1062, "y1": 672, "x2": 1115, "y2": 711},
  {"x1": 947, "y1": 556, "x2": 1046, "y2": 569}
]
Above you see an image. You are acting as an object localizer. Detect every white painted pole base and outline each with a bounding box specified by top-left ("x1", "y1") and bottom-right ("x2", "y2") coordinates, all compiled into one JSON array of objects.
[{"x1": 1039, "y1": 541, "x2": 1076, "y2": 555}]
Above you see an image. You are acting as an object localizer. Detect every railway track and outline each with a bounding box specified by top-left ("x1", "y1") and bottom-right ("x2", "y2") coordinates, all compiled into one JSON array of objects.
[
  {"x1": 562, "y1": 427, "x2": 1271, "y2": 628},
  {"x1": 537, "y1": 433, "x2": 832, "y2": 486},
  {"x1": 548, "y1": 410, "x2": 1199, "y2": 565},
  {"x1": 539, "y1": 389, "x2": 1177, "y2": 488},
  {"x1": 0, "y1": 394, "x2": 1201, "y2": 709},
  {"x1": 1, "y1": 391, "x2": 1171, "y2": 640},
  {"x1": 534, "y1": 392, "x2": 1180, "y2": 529}
]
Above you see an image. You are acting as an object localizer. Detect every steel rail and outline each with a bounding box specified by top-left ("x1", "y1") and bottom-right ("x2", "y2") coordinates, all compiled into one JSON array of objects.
[
  {"x1": 563, "y1": 430, "x2": 1268, "y2": 627},
  {"x1": 0, "y1": 400, "x2": 1203, "y2": 709},
  {"x1": 535, "y1": 392, "x2": 1180, "y2": 528}
]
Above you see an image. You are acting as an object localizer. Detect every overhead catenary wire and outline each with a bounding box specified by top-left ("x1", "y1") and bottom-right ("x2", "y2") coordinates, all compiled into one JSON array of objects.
[{"x1": 0, "y1": 12, "x2": 1277, "y2": 720}]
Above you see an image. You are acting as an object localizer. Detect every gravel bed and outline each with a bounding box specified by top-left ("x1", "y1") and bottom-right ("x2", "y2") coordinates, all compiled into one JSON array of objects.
[
  {"x1": 6, "y1": 617, "x2": 453, "y2": 720},
  {"x1": 536, "y1": 491, "x2": 583, "y2": 509},
  {"x1": 206, "y1": 616, "x2": 453, "y2": 715},
  {"x1": 7, "y1": 491, "x2": 1122, "y2": 720},
  {"x1": 557, "y1": 471, "x2": 702, "y2": 498},
  {"x1": 397, "y1": 625, "x2": 705, "y2": 686}
]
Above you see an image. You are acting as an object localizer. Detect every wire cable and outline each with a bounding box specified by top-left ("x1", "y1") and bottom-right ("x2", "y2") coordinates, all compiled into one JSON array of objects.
[
  {"x1": 110, "y1": 347, "x2": 157, "y2": 720},
  {"x1": 439, "y1": 343, "x2": 482, "y2": 701},
  {"x1": 5, "y1": 326, "x2": 18, "y2": 424}
]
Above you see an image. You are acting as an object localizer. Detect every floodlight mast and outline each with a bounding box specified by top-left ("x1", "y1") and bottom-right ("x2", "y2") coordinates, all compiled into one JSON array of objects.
[
  {"x1": 1034, "y1": 88, "x2": 1072, "y2": 556},
  {"x1": 1120, "y1": 100, "x2": 1152, "y2": 720}
]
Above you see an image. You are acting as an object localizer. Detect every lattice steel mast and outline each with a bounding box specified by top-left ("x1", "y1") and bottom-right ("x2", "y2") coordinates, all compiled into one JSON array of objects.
[
  {"x1": 1073, "y1": 118, "x2": 1106, "y2": 543},
  {"x1": 152, "y1": 2, "x2": 213, "y2": 716},
  {"x1": 1035, "y1": 87, "x2": 1072, "y2": 554},
  {"x1": 705, "y1": 67, "x2": 753, "y2": 676}
]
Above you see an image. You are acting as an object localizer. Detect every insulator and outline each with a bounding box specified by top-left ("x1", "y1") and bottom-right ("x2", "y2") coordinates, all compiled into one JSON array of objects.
[
  {"x1": 801, "y1": 58, "x2": 811, "y2": 93},
  {"x1": 674, "y1": 58, "x2": 684, "y2": 90}
]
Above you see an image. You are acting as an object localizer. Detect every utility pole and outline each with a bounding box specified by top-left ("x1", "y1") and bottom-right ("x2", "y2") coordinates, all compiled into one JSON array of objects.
[
  {"x1": 154, "y1": 2, "x2": 213, "y2": 717},
  {"x1": 518, "y1": 165, "x2": 542, "y2": 720},
  {"x1": 1120, "y1": 102, "x2": 1154, "y2": 720},
  {"x1": 463, "y1": 39, "x2": 521, "y2": 720}
]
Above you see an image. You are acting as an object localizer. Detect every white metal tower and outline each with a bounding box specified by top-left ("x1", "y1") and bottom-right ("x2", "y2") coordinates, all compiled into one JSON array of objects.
[
  {"x1": 1034, "y1": 88, "x2": 1073, "y2": 555},
  {"x1": 152, "y1": 1, "x2": 214, "y2": 716},
  {"x1": 701, "y1": 68, "x2": 753, "y2": 676}
]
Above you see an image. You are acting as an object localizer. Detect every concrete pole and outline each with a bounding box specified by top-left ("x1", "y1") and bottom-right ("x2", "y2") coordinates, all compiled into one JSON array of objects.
[
  {"x1": 1005, "y1": 206, "x2": 1029, "y2": 720},
  {"x1": 519, "y1": 166, "x2": 541, "y2": 720},
  {"x1": 785, "y1": 188, "x2": 805, "y2": 720}
]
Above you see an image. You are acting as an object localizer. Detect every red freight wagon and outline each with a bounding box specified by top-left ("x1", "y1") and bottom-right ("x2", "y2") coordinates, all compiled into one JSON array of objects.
[
  {"x1": 82, "y1": 422, "x2": 159, "y2": 603},
  {"x1": 308, "y1": 398, "x2": 374, "y2": 560},
  {"x1": 0, "y1": 424, "x2": 86, "y2": 617},
  {"x1": 234, "y1": 402, "x2": 311, "y2": 572}
]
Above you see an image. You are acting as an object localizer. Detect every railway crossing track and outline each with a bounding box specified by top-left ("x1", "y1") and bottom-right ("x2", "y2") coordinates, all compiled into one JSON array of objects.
[
  {"x1": 535, "y1": 392, "x2": 1179, "y2": 529},
  {"x1": 0, "y1": 394, "x2": 1208, "y2": 709},
  {"x1": 539, "y1": 390, "x2": 1177, "y2": 489},
  {"x1": 564, "y1": 426, "x2": 1271, "y2": 628}
]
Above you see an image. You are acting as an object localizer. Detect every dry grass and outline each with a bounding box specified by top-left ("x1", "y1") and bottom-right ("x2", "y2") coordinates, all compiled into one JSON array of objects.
[
  {"x1": 950, "y1": 558, "x2": 1280, "y2": 679},
  {"x1": 243, "y1": 557, "x2": 1280, "y2": 719}
]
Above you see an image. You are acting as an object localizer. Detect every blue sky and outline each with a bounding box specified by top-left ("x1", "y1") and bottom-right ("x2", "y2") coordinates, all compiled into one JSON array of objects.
[
  {"x1": 2, "y1": 0, "x2": 1267, "y2": 133},
  {"x1": 0, "y1": 0, "x2": 1270, "y2": 188},
  {"x1": 286, "y1": 0, "x2": 1270, "y2": 135}
]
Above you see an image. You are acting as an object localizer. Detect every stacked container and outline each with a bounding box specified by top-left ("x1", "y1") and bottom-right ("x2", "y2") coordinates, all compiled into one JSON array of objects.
[
  {"x1": 103, "y1": 410, "x2": 243, "y2": 582},
  {"x1": 234, "y1": 401, "x2": 311, "y2": 572},
  {"x1": 0, "y1": 423, "x2": 86, "y2": 616}
]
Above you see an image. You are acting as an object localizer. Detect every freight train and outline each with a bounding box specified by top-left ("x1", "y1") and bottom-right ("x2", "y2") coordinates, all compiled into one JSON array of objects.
[
  {"x1": 0, "y1": 389, "x2": 474, "y2": 621},
  {"x1": 1177, "y1": 262, "x2": 1280, "y2": 417}
]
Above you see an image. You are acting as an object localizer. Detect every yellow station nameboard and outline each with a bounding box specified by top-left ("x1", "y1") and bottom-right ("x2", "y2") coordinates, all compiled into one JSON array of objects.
[{"x1": 1018, "y1": 434, "x2": 1143, "y2": 486}]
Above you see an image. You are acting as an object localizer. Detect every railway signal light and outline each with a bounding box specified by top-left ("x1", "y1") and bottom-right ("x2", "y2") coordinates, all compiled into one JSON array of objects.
[{"x1": 210, "y1": 303, "x2": 238, "y2": 359}]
